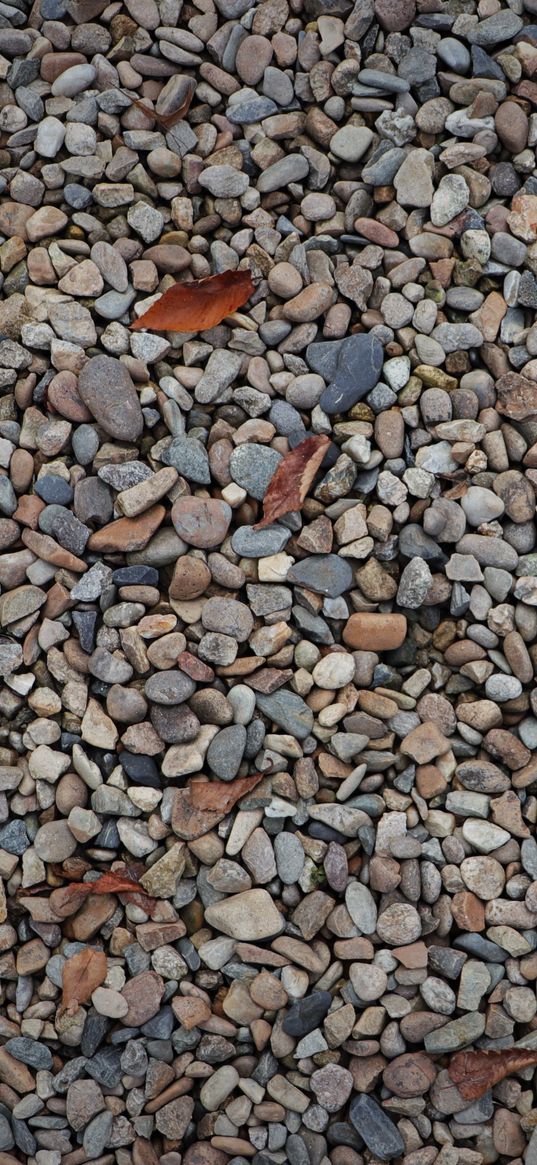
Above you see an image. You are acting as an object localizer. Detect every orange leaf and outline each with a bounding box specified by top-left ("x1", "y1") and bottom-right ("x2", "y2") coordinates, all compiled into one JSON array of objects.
[
  {"x1": 448, "y1": 1047, "x2": 537, "y2": 1100},
  {"x1": 254, "y1": 434, "x2": 331, "y2": 529},
  {"x1": 189, "y1": 772, "x2": 266, "y2": 813},
  {"x1": 128, "y1": 83, "x2": 195, "y2": 130},
  {"x1": 131, "y1": 270, "x2": 254, "y2": 334},
  {"x1": 59, "y1": 947, "x2": 107, "y2": 1016}
]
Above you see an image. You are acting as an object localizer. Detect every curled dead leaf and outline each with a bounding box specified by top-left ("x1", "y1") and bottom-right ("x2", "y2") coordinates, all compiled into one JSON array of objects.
[
  {"x1": 448, "y1": 1047, "x2": 537, "y2": 1100},
  {"x1": 131, "y1": 270, "x2": 254, "y2": 334},
  {"x1": 59, "y1": 947, "x2": 107, "y2": 1016},
  {"x1": 189, "y1": 772, "x2": 267, "y2": 813},
  {"x1": 49, "y1": 869, "x2": 158, "y2": 920},
  {"x1": 124, "y1": 81, "x2": 195, "y2": 131},
  {"x1": 254, "y1": 434, "x2": 331, "y2": 529}
]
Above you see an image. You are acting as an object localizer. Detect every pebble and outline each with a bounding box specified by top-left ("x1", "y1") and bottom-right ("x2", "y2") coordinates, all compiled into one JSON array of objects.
[{"x1": 1, "y1": 2, "x2": 537, "y2": 1162}]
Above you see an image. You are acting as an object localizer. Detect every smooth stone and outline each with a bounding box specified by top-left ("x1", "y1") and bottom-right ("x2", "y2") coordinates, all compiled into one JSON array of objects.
[
  {"x1": 205, "y1": 889, "x2": 284, "y2": 940},
  {"x1": 77, "y1": 355, "x2": 143, "y2": 441},
  {"x1": 287, "y1": 555, "x2": 353, "y2": 597}
]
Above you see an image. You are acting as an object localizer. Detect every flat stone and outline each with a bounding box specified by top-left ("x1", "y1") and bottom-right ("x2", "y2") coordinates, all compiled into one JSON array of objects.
[{"x1": 205, "y1": 889, "x2": 284, "y2": 940}]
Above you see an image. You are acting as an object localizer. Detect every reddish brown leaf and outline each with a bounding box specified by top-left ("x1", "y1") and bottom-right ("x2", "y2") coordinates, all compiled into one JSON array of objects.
[
  {"x1": 189, "y1": 772, "x2": 266, "y2": 813},
  {"x1": 254, "y1": 434, "x2": 331, "y2": 529},
  {"x1": 49, "y1": 870, "x2": 157, "y2": 920},
  {"x1": 131, "y1": 270, "x2": 254, "y2": 334},
  {"x1": 448, "y1": 1047, "x2": 537, "y2": 1100},
  {"x1": 128, "y1": 83, "x2": 195, "y2": 130},
  {"x1": 59, "y1": 947, "x2": 107, "y2": 1016}
]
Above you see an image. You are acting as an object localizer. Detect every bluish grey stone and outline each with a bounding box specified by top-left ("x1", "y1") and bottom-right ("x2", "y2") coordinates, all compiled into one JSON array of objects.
[
  {"x1": 93, "y1": 288, "x2": 136, "y2": 320},
  {"x1": 162, "y1": 436, "x2": 210, "y2": 484},
  {"x1": 5, "y1": 1038, "x2": 53, "y2": 1070},
  {"x1": 231, "y1": 524, "x2": 291, "y2": 557},
  {"x1": 227, "y1": 98, "x2": 278, "y2": 123},
  {"x1": 83, "y1": 1110, "x2": 113, "y2": 1159},
  {"x1": 349, "y1": 1095, "x2": 405, "y2": 1161},
  {"x1": 35, "y1": 475, "x2": 73, "y2": 505},
  {"x1": 269, "y1": 399, "x2": 305, "y2": 437},
  {"x1": 436, "y1": 37, "x2": 471, "y2": 72},
  {"x1": 287, "y1": 554, "x2": 353, "y2": 597},
  {"x1": 206, "y1": 724, "x2": 247, "y2": 781},
  {"x1": 72, "y1": 424, "x2": 99, "y2": 465},
  {"x1": 257, "y1": 153, "x2": 309, "y2": 192},
  {"x1": 86, "y1": 1047, "x2": 123, "y2": 1088},
  {"x1": 230, "y1": 443, "x2": 282, "y2": 500},
  {"x1": 362, "y1": 145, "x2": 406, "y2": 186},
  {"x1": 0, "y1": 821, "x2": 29, "y2": 854},
  {"x1": 0, "y1": 1116, "x2": 14, "y2": 1152},
  {"x1": 466, "y1": 9, "x2": 523, "y2": 45},
  {"x1": 256, "y1": 690, "x2": 314, "y2": 740}
]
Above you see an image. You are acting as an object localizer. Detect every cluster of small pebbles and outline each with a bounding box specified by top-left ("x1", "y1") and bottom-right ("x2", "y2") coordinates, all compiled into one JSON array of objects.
[{"x1": 4, "y1": 0, "x2": 537, "y2": 1163}]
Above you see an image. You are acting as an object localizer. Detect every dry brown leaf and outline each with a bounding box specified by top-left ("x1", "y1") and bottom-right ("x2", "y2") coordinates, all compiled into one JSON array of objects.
[
  {"x1": 129, "y1": 84, "x2": 195, "y2": 130},
  {"x1": 131, "y1": 270, "x2": 254, "y2": 334},
  {"x1": 49, "y1": 870, "x2": 158, "y2": 920},
  {"x1": 448, "y1": 1047, "x2": 537, "y2": 1100},
  {"x1": 254, "y1": 434, "x2": 331, "y2": 529},
  {"x1": 189, "y1": 772, "x2": 266, "y2": 813},
  {"x1": 60, "y1": 947, "x2": 107, "y2": 1016}
]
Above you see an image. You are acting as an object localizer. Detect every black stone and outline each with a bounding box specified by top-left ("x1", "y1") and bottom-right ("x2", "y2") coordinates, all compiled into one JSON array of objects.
[
  {"x1": 317, "y1": 334, "x2": 384, "y2": 415},
  {"x1": 120, "y1": 751, "x2": 161, "y2": 788},
  {"x1": 112, "y1": 565, "x2": 159, "y2": 586},
  {"x1": 327, "y1": 1122, "x2": 364, "y2": 1150},
  {"x1": 94, "y1": 820, "x2": 120, "y2": 849},
  {"x1": 428, "y1": 945, "x2": 467, "y2": 981},
  {"x1": 398, "y1": 524, "x2": 447, "y2": 566},
  {"x1": 72, "y1": 610, "x2": 98, "y2": 654},
  {"x1": 282, "y1": 990, "x2": 332, "y2": 1037},
  {"x1": 81, "y1": 1010, "x2": 111, "y2": 1057}
]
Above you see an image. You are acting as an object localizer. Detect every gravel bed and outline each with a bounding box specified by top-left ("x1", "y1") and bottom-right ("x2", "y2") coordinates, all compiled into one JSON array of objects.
[{"x1": 1, "y1": 0, "x2": 537, "y2": 1164}]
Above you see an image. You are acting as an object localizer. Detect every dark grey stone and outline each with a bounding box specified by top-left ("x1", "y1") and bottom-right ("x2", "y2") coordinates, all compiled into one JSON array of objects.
[
  {"x1": 287, "y1": 554, "x2": 354, "y2": 596},
  {"x1": 4, "y1": 1038, "x2": 53, "y2": 1070},
  {"x1": 282, "y1": 991, "x2": 332, "y2": 1036},
  {"x1": 206, "y1": 724, "x2": 247, "y2": 781},
  {"x1": 349, "y1": 1095, "x2": 405, "y2": 1161},
  {"x1": 256, "y1": 690, "x2": 314, "y2": 740},
  {"x1": 315, "y1": 334, "x2": 384, "y2": 414}
]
